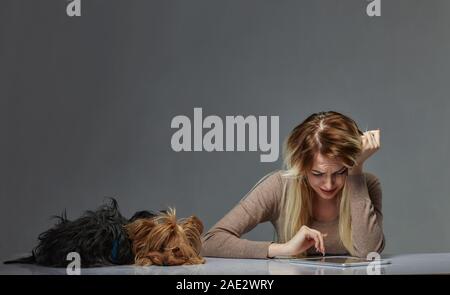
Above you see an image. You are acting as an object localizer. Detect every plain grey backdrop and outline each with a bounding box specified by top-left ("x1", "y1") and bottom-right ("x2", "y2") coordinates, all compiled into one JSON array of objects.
[{"x1": 1, "y1": 0, "x2": 450, "y2": 261}]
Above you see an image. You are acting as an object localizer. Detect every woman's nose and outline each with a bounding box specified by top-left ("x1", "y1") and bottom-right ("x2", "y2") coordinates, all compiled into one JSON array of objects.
[{"x1": 323, "y1": 176, "x2": 335, "y2": 189}]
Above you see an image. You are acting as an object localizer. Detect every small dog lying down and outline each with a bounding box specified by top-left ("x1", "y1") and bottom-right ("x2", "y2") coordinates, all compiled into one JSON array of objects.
[
  {"x1": 4, "y1": 198, "x2": 205, "y2": 267},
  {"x1": 126, "y1": 208, "x2": 205, "y2": 266}
]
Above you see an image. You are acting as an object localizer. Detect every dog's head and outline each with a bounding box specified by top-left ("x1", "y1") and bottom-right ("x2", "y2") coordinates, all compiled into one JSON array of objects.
[{"x1": 125, "y1": 208, "x2": 205, "y2": 266}]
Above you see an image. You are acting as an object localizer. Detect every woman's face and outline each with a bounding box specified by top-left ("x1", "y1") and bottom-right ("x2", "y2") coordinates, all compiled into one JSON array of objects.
[{"x1": 306, "y1": 153, "x2": 348, "y2": 200}]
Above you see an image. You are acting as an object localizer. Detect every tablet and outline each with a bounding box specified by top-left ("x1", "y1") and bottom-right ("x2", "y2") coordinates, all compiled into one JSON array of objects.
[{"x1": 289, "y1": 256, "x2": 391, "y2": 268}]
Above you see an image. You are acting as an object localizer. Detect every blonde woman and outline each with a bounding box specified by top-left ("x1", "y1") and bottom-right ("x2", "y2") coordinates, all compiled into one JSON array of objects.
[{"x1": 201, "y1": 111, "x2": 384, "y2": 258}]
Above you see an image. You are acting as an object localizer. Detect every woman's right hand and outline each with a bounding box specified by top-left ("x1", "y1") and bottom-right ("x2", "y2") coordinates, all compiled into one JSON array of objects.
[
  {"x1": 349, "y1": 129, "x2": 381, "y2": 175},
  {"x1": 268, "y1": 225, "x2": 327, "y2": 258}
]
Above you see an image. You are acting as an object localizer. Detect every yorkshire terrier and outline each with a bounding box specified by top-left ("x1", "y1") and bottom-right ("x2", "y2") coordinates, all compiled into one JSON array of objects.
[
  {"x1": 4, "y1": 198, "x2": 155, "y2": 267},
  {"x1": 4, "y1": 199, "x2": 205, "y2": 267},
  {"x1": 126, "y1": 208, "x2": 205, "y2": 266}
]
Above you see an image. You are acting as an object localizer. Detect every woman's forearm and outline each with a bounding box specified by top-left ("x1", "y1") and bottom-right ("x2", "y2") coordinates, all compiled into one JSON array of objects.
[
  {"x1": 201, "y1": 230, "x2": 273, "y2": 259},
  {"x1": 348, "y1": 164, "x2": 363, "y2": 176},
  {"x1": 347, "y1": 173, "x2": 384, "y2": 257},
  {"x1": 267, "y1": 243, "x2": 289, "y2": 258}
]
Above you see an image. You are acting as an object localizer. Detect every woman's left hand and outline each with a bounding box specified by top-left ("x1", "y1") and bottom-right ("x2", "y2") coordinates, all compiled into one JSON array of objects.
[{"x1": 349, "y1": 129, "x2": 381, "y2": 175}]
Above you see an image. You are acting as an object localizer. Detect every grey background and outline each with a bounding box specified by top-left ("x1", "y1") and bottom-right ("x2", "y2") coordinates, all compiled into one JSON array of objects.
[{"x1": 1, "y1": 0, "x2": 449, "y2": 261}]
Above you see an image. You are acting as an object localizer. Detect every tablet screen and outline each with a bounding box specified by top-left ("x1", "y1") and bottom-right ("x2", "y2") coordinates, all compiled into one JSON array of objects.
[{"x1": 301, "y1": 257, "x2": 370, "y2": 264}]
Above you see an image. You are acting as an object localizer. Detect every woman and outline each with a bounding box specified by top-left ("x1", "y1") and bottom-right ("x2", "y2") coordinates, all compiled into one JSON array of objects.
[{"x1": 201, "y1": 111, "x2": 384, "y2": 259}]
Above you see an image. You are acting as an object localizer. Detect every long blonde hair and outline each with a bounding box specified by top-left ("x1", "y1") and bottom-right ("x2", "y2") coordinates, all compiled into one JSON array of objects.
[{"x1": 280, "y1": 111, "x2": 363, "y2": 256}]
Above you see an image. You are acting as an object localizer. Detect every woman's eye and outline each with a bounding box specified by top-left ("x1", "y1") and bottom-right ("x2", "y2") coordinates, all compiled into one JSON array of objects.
[
  {"x1": 312, "y1": 173, "x2": 323, "y2": 177},
  {"x1": 338, "y1": 169, "x2": 347, "y2": 175}
]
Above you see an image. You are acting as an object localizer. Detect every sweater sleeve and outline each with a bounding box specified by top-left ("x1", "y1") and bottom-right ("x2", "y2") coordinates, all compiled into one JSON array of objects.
[
  {"x1": 200, "y1": 171, "x2": 283, "y2": 259},
  {"x1": 347, "y1": 172, "x2": 385, "y2": 258}
]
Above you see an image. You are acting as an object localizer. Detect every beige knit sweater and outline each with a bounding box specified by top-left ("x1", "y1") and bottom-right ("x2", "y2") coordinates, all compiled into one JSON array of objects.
[{"x1": 200, "y1": 170, "x2": 385, "y2": 259}]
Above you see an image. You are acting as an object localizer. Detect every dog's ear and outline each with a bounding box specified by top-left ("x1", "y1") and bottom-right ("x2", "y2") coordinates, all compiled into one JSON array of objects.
[
  {"x1": 125, "y1": 218, "x2": 156, "y2": 241},
  {"x1": 179, "y1": 216, "x2": 204, "y2": 255},
  {"x1": 185, "y1": 215, "x2": 204, "y2": 234}
]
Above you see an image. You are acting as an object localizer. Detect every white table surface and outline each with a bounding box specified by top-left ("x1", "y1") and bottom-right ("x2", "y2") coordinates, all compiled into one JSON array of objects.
[{"x1": 1, "y1": 253, "x2": 449, "y2": 275}]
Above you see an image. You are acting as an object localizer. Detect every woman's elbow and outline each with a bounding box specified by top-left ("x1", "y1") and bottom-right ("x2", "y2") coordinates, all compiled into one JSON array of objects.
[
  {"x1": 200, "y1": 233, "x2": 214, "y2": 257},
  {"x1": 353, "y1": 235, "x2": 385, "y2": 258},
  {"x1": 200, "y1": 231, "x2": 227, "y2": 257}
]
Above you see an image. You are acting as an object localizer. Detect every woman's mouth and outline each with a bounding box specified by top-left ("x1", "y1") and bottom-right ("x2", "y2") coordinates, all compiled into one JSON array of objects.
[{"x1": 320, "y1": 188, "x2": 336, "y2": 195}]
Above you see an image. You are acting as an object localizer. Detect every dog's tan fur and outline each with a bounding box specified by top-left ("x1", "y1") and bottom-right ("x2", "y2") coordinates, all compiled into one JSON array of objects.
[{"x1": 125, "y1": 208, "x2": 205, "y2": 266}]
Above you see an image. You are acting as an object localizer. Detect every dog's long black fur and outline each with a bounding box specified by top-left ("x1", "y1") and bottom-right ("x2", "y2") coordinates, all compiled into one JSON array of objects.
[{"x1": 4, "y1": 198, "x2": 155, "y2": 267}]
